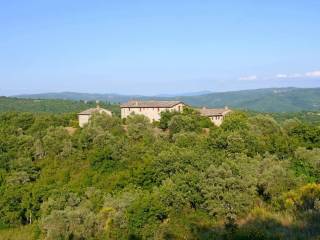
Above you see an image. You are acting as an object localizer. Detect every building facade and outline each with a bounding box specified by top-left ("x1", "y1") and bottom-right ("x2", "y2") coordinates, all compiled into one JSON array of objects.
[
  {"x1": 78, "y1": 106, "x2": 112, "y2": 127},
  {"x1": 120, "y1": 100, "x2": 186, "y2": 121},
  {"x1": 198, "y1": 107, "x2": 231, "y2": 126}
]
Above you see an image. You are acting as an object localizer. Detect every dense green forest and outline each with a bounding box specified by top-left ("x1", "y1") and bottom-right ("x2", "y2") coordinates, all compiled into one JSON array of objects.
[
  {"x1": 180, "y1": 87, "x2": 320, "y2": 112},
  {"x1": 270, "y1": 112, "x2": 320, "y2": 125},
  {"x1": 15, "y1": 87, "x2": 320, "y2": 112},
  {"x1": 0, "y1": 97, "x2": 119, "y2": 115},
  {"x1": 0, "y1": 107, "x2": 320, "y2": 240}
]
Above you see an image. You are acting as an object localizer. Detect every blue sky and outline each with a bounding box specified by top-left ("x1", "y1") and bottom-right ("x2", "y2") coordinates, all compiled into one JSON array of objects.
[{"x1": 1, "y1": 0, "x2": 320, "y2": 95}]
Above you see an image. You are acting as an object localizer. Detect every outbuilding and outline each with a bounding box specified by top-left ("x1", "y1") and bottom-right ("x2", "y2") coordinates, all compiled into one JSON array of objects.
[
  {"x1": 78, "y1": 106, "x2": 112, "y2": 127},
  {"x1": 198, "y1": 107, "x2": 231, "y2": 126}
]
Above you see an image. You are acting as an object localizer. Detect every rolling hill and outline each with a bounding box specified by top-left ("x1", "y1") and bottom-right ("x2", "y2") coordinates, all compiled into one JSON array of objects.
[
  {"x1": 0, "y1": 97, "x2": 119, "y2": 114},
  {"x1": 178, "y1": 87, "x2": 320, "y2": 112},
  {"x1": 14, "y1": 87, "x2": 320, "y2": 112}
]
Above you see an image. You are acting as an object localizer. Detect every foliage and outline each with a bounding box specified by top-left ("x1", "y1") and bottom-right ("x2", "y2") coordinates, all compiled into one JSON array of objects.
[
  {"x1": 282, "y1": 183, "x2": 320, "y2": 212},
  {"x1": 15, "y1": 87, "x2": 320, "y2": 112},
  {"x1": 0, "y1": 97, "x2": 119, "y2": 115},
  {"x1": 0, "y1": 108, "x2": 320, "y2": 239}
]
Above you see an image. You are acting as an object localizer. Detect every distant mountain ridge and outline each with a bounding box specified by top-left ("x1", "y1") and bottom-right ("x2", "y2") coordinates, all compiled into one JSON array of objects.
[
  {"x1": 13, "y1": 87, "x2": 320, "y2": 112},
  {"x1": 14, "y1": 90, "x2": 212, "y2": 101},
  {"x1": 155, "y1": 90, "x2": 212, "y2": 97},
  {"x1": 14, "y1": 92, "x2": 139, "y2": 103},
  {"x1": 177, "y1": 87, "x2": 320, "y2": 112}
]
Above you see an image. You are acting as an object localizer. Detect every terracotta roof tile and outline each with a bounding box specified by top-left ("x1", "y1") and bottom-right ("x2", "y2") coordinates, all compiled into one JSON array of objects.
[
  {"x1": 198, "y1": 107, "x2": 231, "y2": 116},
  {"x1": 120, "y1": 100, "x2": 184, "y2": 108}
]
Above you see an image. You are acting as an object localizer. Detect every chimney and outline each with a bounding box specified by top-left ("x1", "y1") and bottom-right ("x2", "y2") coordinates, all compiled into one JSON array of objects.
[
  {"x1": 96, "y1": 100, "x2": 100, "y2": 109},
  {"x1": 224, "y1": 106, "x2": 228, "y2": 110},
  {"x1": 202, "y1": 106, "x2": 206, "y2": 110}
]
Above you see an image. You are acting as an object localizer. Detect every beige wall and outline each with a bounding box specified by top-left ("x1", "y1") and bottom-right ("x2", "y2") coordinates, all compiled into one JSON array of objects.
[
  {"x1": 209, "y1": 110, "x2": 231, "y2": 126},
  {"x1": 79, "y1": 115, "x2": 90, "y2": 127},
  {"x1": 210, "y1": 115, "x2": 224, "y2": 126},
  {"x1": 121, "y1": 103, "x2": 185, "y2": 121}
]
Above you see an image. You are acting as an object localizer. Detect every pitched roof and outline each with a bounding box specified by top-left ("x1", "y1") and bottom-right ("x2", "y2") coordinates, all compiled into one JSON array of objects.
[
  {"x1": 198, "y1": 107, "x2": 231, "y2": 116},
  {"x1": 78, "y1": 107, "x2": 111, "y2": 115},
  {"x1": 120, "y1": 100, "x2": 184, "y2": 108}
]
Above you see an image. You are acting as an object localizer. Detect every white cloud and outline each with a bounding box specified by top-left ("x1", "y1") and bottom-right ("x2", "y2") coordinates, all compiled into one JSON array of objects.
[
  {"x1": 275, "y1": 73, "x2": 303, "y2": 79},
  {"x1": 240, "y1": 70, "x2": 319, "y2": 82},
  {"x1": 276, "y1": 74, "x2": 288, "y2": 78},
  {"x1": 239, "y1": 75, "x2": 257, "y2": 81},
  {"x1": 305, "y1": 70, "x2": 320, "y2": 78},
  {"x1": 290, "y1": 73, "x2": 303, "y2": 78}
]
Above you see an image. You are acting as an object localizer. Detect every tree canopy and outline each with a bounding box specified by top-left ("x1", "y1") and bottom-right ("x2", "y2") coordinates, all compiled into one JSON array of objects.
[{"x1": 0, "y1": 109, "x2": 320, "y2": 239}]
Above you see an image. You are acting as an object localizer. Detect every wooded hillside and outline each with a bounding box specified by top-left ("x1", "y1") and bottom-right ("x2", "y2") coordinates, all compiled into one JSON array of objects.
[
  {"x1": 15, "y1": 87, "x2": 320, "y2": 112},
  {"x1": 0, "y1": 97, "x2": 120, "y2": 115},
  {"x1": 0, "y1": 109, "x2": 320, "y2": 239}
]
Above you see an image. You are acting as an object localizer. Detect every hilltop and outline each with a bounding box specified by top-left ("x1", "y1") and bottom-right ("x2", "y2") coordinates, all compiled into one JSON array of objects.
[
  {"x1": 179, "y1": 87, "x2": 320, "y2": 112},
  {"x1": 0, "y1": 97, "x2": 119, "y2": 115},
  {"x1": 14, "y1": 87, "x2": 320, "y2": 112}
]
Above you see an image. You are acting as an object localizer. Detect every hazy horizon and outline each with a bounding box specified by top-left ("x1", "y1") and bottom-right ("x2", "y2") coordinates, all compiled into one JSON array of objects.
[
  {"x1": 1, "y1": 1, "x2": 320, "y2": 95},
  {"x1": 3, "y1": 81, "x2": 320, "y2": 97},
  {"x1": 6, "y1": 86, "x2": 320, "y2": 98}
]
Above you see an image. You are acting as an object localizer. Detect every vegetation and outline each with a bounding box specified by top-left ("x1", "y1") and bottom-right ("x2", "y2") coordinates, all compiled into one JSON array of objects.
[
  {"x1": 180, "y1": 87, "x2": 320, "y2": 112},
  {"x1": 0, "y1": 107, "x2": 320, "y2": 239},
  {"x1": 270, "y1": 111, "x2": 320, "y2": 125},
  {"x1": 0, "y1": 97, "x2": 119, "y2": 115},
  {"x1": 15, "y1": 87, "x2": 320, "y2": 112}
]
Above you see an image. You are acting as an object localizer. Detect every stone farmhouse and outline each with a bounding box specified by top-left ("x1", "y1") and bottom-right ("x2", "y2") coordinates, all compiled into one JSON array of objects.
[
  {"x1": 78, "y1": 106, "x2": 112, "y2": 127},
  {"x1": 78, "y1": 101, "x2": 231, "y2": 127},
  {"x1": 120, "y1": 100, "x2": 186, "y2": 121},
  {"x1": 120, "y1": 100, "x2": 232, "y2": 126},
  {"x1": 198, "y1": 106, "x2": 231, "y2": 126}
]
